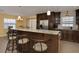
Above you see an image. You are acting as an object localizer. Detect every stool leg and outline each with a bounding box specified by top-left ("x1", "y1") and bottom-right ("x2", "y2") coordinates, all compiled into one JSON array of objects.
[
  {"x1": 12, "y1": 40, "x2": 14, "y2": 53},
  {"x1": 5, "y1": 39, "x2": 17, "y2": 53},
  {"x1": 5, "y1": 40, "x2": 10, "y2": 53},
  {"x1": 21, "y1": 39, "x2": 24, "y2": 53}
]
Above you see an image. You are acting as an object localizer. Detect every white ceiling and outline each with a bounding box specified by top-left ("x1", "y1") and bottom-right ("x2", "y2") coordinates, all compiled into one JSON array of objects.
[{"x1": 0, "y1": 6, "x2": 79, "y2": 16}]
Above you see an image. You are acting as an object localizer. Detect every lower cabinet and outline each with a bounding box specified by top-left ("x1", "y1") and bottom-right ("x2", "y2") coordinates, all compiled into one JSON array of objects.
[
  {"x1": 72, "y1": 31, "x2": 79, "y2": 43},
  {"x1": 61, "y1": 30, "x2": 79, "y2": 43}
]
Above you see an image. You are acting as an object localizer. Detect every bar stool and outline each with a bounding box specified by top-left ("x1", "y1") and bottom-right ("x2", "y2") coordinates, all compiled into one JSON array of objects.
[
  {"x1": 32, "y1": 39, "x2": 48, "y2": 53},
  {"x1": 16, "y1": 35, "x2": 30, "y2": 53},
  {"x1": 5, "y1": 30, "x2": 17, "y2": 53}
]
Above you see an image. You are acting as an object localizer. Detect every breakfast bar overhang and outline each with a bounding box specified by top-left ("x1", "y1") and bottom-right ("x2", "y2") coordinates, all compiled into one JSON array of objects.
[{"x1": 12, "y1": 28, "x2": 61, "y2": 53}]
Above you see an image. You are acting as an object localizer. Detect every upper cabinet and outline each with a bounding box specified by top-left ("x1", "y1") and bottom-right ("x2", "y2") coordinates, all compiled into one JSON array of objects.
[
  {"x1": 54, "y1": 12, "x2": 61, "y2": 24},
  {"x1": 76, "y1": 9, "x2": 79, "y2": 24},
  {"x1": 37, "y1": 13, "x2": 48, "y2": 20},
  {"x1": 36, "y1": 12, "x2": 60, "y2": 30},
  {"x1": 37, "y1": 13, "x2": 48, "y2": 29}
]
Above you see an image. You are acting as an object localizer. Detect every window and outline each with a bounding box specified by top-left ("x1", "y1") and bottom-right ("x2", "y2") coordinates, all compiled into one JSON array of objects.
[
  {"x1": 4, "y1": 18, "x2": 16, "y2": 29},
  {"x1": 61, "y1": 16, "x2": 75, "y2": 27}
]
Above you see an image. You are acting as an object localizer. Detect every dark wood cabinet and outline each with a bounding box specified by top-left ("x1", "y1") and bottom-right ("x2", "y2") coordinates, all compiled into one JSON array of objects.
[
  {"x1": 48, "y1": 12, "x2": 55, "y2": 30},
  {"x1": 61, "y1": 30, "x2": 71, "y2": 41},
  {"x1": 72, "y1": 31, "x2": 79, "y2": 43},
  {"x1": 37, "y1": 13, "x2": 48, "y2": 29},
  {"x1": 36, "y1": 12, "x2": 60, "y2": 30},
  {"x1": 54, "y1": 12, "x2": 61, "y2": 24},
  {"x1": 76, "y1": 9, "x2": 79, "y2": 24},
  {"x1": 61, "y1": 30, "x2": 79, "y2": 43},
  {"x1": 37, "y1": 13, "x2": 48, "y2": 20},
  {"x1": 16, "y1": 30, "x2": 60, "y2": 53}
]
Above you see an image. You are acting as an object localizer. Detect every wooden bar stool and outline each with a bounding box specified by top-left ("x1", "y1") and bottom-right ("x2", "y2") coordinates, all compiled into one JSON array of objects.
[
  {"x1": 16, "y1": 35, "x2": 30, "y2": 53},
  {"x1": 32, "y1": 39, "x2": 48, "y2": 53},
  {"x1": 5, "y1": 30, "x2": 17, "y2": 53}
]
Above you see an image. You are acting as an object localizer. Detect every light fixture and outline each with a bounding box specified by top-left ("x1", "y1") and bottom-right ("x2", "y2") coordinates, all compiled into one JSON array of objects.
[
  {"x1": 17, "y1": 16, "x2": 23, "y2": 20},
  {"x1": 47, "y1": 10, "x2": 51, "y2": 16},
  {"x1": 18, "y1": 16, "x2": 21, "y2": 20},
  {"x1": 65, "y1": 11, "x2": 69, "y2": 16}
]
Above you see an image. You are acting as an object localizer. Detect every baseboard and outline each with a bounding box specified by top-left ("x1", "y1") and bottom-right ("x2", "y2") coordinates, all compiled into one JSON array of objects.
[{"x1": 0, "y1": 34, "x2": 7, "y2": 37}]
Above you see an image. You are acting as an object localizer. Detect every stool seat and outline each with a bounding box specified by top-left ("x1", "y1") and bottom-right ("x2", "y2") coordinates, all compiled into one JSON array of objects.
[
  {"x1": 9, "y1": 36, "x2": 16, "y2": 40},
  {"x1": 18, "y1": 38, "x2": 29, "y2": 44},
  {"x1": 33, "y1": 42, "x2": 47, "y2": 52}
]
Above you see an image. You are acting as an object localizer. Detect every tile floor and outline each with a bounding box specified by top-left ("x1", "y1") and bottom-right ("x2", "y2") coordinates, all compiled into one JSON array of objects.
[
  {"x1": 0, "y1": 37, "x2": 79, "y2": 53},
  {"x1": 60, "y1": 40, "x2": 79, "y2": 53},
  {"x1": 0, "y1": 37, "x2": 8, "y2": 53}
]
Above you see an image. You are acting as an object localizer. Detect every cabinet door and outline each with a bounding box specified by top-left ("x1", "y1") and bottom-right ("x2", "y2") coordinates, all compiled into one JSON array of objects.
[
  {"x1": 76, "y1": 9, "x2": 79, "y2": 24},
  {"x1": 61, "y1": 30, "x2": 64, "y2": 40},
  {"x1": 55, "y1": 12, "x2": 60, "y2": 24},
  {"x1": 77, "y1": 32, "x2": 79, "y2": 43},
  {"x1": 61, "y1": 30, "x2": 72, "y2": 41},
  {"x1": 65, "y1": 31, "x2": 69, "y2": 41},
  {"x1": 73, "y1": 31, "x2": 79, "y2": 43},
  {"x1": 63, "y1": 30, "x2": 68, "y2": 41}
]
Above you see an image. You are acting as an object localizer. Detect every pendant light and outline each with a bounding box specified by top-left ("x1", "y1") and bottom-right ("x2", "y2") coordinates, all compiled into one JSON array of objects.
[
  {"x1": 65, "y1": 11, "x2": 69, "y2": 16},
  {"x1": 47, "y1": 10, "x2": 51, "y2": 16},
  {"x1": 18, "y1": 16, "x2": 21, "y2": 20},
  {"x1": 17, "y1": 16, "x2": 23, "y2": 20}
]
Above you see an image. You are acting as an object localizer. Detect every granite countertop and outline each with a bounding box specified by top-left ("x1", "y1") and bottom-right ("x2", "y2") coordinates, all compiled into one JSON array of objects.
[{"x1": 12, "y1": 28, "x2": 61, "y2": 35}]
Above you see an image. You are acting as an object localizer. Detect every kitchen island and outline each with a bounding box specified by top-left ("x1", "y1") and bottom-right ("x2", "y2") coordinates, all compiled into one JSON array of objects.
[{"x1": 12, "y1": 28, "x2": 61, "y2": 53}]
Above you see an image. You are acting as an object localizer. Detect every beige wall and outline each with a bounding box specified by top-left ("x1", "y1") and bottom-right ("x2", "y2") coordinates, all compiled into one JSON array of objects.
[
  {"x1": 0, "y1": 13, "x2": 28, "y2": 37},
  {"x1": 0, "y1": 12, "x2": 36, "y2": 37},
  {"x1": 25, "y1": 16, "x2": 37, "y2": 28},
  {"x1": 0, "y1": 13, "x2": 4, "y2": 37},
  {"x1": 16, "y1": 16, "x2": 27, "y2": 28}
]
